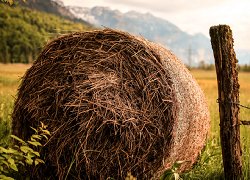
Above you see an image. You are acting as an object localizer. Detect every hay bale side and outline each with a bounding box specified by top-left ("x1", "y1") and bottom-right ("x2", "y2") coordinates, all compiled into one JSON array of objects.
[
  {"x1": 149, "y1": 43, "x2": 210, "y2": 172},
  {"x1": 12, "y1": 29, "x2": 178, "y2": 179}
]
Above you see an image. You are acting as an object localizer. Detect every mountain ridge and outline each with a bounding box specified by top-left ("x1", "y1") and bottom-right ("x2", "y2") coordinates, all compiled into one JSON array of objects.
[
  {"x1": 0, "y1": 2, "x2": 92, "y2": 63},
  {"x1": 68, "y1": 5, "x2": 214, "y2": 65},
  {"x1": 7, "y1": 0, "x2": 250, "y2": 65},
  {"x1": 16, "y1": 0, "x2": 92, "y2": 25}
]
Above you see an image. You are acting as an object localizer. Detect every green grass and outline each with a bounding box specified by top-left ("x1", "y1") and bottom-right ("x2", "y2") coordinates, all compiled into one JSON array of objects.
[
  {"x1": 238, "y1": 71, "x2": 250, "y2": 179},
  {"x1": 0, "y1": 64, "x2": 250, "y2": 178},
  {"x1": 183, "y1": 69, "x2": 250, "y2": 179},
  {"x1": 0, "y1": 64, "x2": 30, "y2": 145}
]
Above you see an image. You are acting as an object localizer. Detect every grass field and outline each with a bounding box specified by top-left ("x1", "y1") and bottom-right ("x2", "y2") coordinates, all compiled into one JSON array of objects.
[
  {"x1": 0, "y1": 64, "x2": 31, "y2": 145},
  {"x1": 0, "y1": 63, "x2": 249, "y2": 179}
]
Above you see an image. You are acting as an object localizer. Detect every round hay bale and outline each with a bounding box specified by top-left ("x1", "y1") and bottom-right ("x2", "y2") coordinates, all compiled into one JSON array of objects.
[{"x1": 12, "y1": 29, "x2": 209, "y2": 179}]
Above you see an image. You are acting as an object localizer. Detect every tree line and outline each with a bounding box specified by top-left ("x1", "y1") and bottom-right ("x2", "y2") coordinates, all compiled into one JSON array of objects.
[{"x1": 0, "y1": 3, "x2": 92, "y2": 63}]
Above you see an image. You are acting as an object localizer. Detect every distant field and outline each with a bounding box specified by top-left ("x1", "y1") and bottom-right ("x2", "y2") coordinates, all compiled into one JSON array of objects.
[
  {"x1": 0, "y1": 64, "x2": 31, "y2": 144},
  {"x1": 0, "y1": 63, "x2": 250, "y2": 178}
]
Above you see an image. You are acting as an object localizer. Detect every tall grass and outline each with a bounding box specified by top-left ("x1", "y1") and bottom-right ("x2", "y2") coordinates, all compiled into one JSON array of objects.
[
  {"x1": 239, "y1": 72, "x2": 250, "y2": 179},
  {"x1": 0, "y1": 64, "x2": 250, "y2": 178},
  {"x1": 0, "y1": 64, "x2": 30, "y2": 145},
  {"x1": 183, "y1": 69, "x2": 250, "y2": 179}
]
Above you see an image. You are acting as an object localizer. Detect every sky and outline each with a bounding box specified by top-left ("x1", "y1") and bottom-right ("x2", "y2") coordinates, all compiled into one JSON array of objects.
[{"x1": 62, "y1": 0, "x2": 250, "y2": 50}]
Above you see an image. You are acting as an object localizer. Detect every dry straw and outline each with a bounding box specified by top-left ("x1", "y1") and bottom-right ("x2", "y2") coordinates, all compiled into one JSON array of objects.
[{"x1": 12, "y1": 29, "x2": 209, "y2": 179}]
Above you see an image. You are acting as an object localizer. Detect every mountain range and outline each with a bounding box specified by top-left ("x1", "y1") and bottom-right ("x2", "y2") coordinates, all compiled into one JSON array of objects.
[
  {"x1": 68, "y1": 5, "x2": 250, "y2": 65},
  {"x1": 17, "y1": 0, "x2": 250, "y2": 65},
  {"x1": 68, "y1": 6, "x2": 214, "y2": 66}
]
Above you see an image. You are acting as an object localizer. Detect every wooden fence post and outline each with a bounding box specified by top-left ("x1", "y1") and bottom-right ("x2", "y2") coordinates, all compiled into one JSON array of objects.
[{"x1": 209, "y1": 25, "x2": 242, "y2": 179}]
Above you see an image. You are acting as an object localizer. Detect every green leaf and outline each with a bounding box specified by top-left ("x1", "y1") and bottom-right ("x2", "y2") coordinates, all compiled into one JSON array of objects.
[
  {"x1": 20, "y1": 146, "x2": 34, "y2": 154},
  {"x1": 30, "y1": 127, "x2": 38, "y2": 133},
  {"x1": 32, "y1": 151, "x2": 40, "y2": 157},
  {"x1": 41, "y1": 129, "x2": 51, "y2": 135},
  {"x1": 27, "y1": 151, "x2": 36, "y2": 158},
  {"x1": 41, "y1": 134, "x2": 48, "y2": 140},
  {"x1": 27, "y1": 153, "x2": 35, "y2": 159},
  {"x1": 0, "y1": 147, "x2": 18, "y2": 154},
  {"x1": 14, "y1": 145, "x2": 20, "y2": 149},
  {"x1": 7, "y1": 157, "x2": 18, "y2": 171},
  {"x1": 10, "y1": 135, "x2": 25, "y2": 144},
  {"x1": 34, "y1": 158, "x2": 44, "y2": 166},
  {"x1": 0, "y1": 174, "x2": 15, "y2": 180},
  {"x1": 25, "y1": 154, "x2": 33, "y2": 165},
  {"x1": 0, "y1": 147, "x2": 8, "y2": 153},
  {"x1": 9, "y1": 163, "x2": 18, "y2": 171},
  {"x1": 1, "y1": 154, "x2": 10, "y2": 159},
  {"x1": 25, "y1": 158, "x2": 33, "y2": 165},
  {"x1": 27, "y1": 141, "x2": 42, "y2": 147},
  {"x1": 40, "y1": 122, "x2": 48, "y2": 129},
  {"x1": 17, "y1": 161, "x2": 25, "y2": 166},
  {"x1": 2, "y1": 160, "x2": 9, "y2": 167},
  {"x1": 31, "y1": 134, "x2": 42, "y2": 140},
  {"x1": 7, "y1": 157, "x2": 14, "y2": 165}
]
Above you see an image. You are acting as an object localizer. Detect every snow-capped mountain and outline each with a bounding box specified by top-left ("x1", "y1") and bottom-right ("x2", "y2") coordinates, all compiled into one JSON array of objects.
[
  {"x1": 68, "y1": 6, "x2": 214, "y2": 65},
  {"x1": 17, "y1": 0, "x2": 91, "y2": 25},
  {"x1": 68, "y1": 6, "x2": 98, "y2": 24}
]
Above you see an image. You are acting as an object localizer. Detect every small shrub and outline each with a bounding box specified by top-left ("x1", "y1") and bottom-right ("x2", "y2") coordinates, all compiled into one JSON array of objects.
[{"x1": 0, "y1": 122, "x2": 50, "y2": 179}]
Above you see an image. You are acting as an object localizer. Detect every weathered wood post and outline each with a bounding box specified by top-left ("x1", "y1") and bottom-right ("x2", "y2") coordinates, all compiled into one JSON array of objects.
[{"x1": 209, "y1": 25, "x2": 242, "y2": 179}]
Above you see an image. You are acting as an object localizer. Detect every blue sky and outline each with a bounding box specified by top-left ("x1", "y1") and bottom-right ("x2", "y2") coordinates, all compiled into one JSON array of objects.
[{"x1": 62, "y1": 0, "x2": 250, "y2": 50}]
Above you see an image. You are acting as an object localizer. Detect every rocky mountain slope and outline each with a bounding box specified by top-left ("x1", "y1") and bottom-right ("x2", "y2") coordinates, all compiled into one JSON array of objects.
[{"x1": 17, "y1": 0, "x2": 91, "y2": 25}]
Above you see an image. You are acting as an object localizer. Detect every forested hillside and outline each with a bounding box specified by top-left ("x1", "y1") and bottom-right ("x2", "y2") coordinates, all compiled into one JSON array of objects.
[{"x1": 0, "y1": 3, "x2": 92, "y2": 63}]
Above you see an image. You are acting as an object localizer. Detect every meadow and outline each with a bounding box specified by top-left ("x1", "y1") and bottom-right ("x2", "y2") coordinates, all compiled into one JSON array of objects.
[{"x1": 0, "y1": 63, "x2": 249, "y2": 179}]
